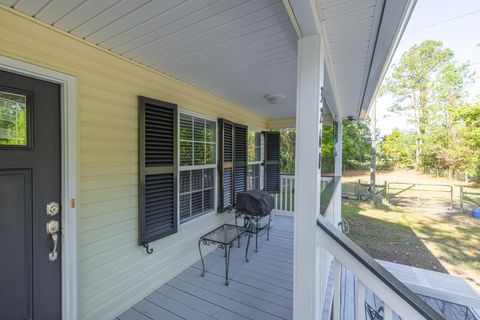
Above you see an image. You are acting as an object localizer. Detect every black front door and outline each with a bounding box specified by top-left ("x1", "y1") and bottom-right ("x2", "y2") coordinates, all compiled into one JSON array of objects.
[{"x1": 0, "y1": 70, "x2": 61, "y2": 319}]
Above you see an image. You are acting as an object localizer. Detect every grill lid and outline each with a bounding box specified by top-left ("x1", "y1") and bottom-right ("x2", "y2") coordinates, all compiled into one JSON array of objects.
[{"x1": 236, "y1": 190, "x2": 274, "y2": 216}]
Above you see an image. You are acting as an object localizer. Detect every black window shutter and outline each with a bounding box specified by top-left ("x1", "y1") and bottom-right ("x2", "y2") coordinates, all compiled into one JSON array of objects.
[
  {"x1": 138, "y1": 96, "x2": 177, "y2": 247},
  {"x1": 263, "y1": 131, "x2": 281, "y2": 193},
  {"x1": 233, "y1": 124, "x2": 248, "y2": 204},
  {"x1": 218, "y1": 118, "x2": 234, "y2": 212}
]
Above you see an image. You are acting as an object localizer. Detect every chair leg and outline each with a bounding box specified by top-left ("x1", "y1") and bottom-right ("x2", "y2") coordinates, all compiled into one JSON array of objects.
[
  {"x1": 198, "y1": 240, "x2": 205, "y2": 277},
  {"x1": 267, "y1": 214, "x2": 271, "y2": 241},
  {"x1": 255, "y1": 216, "x2": 259, "y2": 253},
  {"x1": 245, "y1": 231, "x2": 250, "y2": 262},
  {"x1": 235, "y1": 213, "x2": 241, "y2": 248}
]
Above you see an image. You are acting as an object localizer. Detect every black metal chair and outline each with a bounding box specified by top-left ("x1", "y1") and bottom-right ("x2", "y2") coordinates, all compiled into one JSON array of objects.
[{"x1": 366, "y1": 301, "x2": 384, "y2": 320}]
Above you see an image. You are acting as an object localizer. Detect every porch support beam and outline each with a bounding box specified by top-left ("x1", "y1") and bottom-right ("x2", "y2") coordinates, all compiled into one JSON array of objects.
[
  {"x1": 283, "y1": 0, "x2": 321, "y2": 37},
  {"x1": 293, "y1": 34, "x2": 324, "y2": 320},
  {"x1": 333, "y1": 119, "x2": 343, "y2": 224}
]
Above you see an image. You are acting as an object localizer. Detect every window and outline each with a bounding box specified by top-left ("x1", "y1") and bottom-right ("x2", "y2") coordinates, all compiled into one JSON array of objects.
[
  {"x1": 247, "y1": 132, "x2": 262, "y2": 190},
  {"x1": 248, "y1": 131, "x2": 261, "y2": 162},
  {"x1": 179, "y1": 113, "x2": 216, "y2": 222},
  {"x1": 247, "y1": 164, "x2": 261, "y2": 190},
  {"x1": 0, "y1": 90, "x2": 29, "y2": 147}
]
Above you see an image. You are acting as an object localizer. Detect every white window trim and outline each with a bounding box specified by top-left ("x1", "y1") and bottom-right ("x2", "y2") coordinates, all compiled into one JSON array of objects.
[
  {"x1": 177, "y1": 108, "x2": 218, "y2": 224},
  {"x1": 0, "y1": 55, "x2": 78, "y2": 320}
]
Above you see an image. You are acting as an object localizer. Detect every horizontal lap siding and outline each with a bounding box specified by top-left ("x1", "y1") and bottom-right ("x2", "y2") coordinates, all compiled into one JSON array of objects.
[{"x1": 0, "y1": 6, "x2": 267, "y2": 320}]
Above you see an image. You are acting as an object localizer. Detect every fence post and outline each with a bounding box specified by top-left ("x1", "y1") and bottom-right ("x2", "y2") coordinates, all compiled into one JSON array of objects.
[
  {"x1": 460, "y1": 186, "x2": 464, "y2": 214},
  {"x1": 387, "y1": 182, "x2": 390, "y2": 204},
  {"x1": 357, "y1": 179, "x2": 361, "y2": 200},
  {"x1": 416, "y1": 184, "x2": 420, "y2": 206},
  {"x1": 383, "y1": 181, "x2": 388, "y2": 204},
  {"x1": 449, "y1": 186, "x2": 453, "y2": 211}
]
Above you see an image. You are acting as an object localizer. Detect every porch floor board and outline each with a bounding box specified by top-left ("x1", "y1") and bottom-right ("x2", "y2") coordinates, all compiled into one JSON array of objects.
[{"x1": 118, "y1": 215, "x2": 294, "y2": 320}]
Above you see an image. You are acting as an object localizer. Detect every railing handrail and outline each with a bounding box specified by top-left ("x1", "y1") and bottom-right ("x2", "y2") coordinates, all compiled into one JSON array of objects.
[
  {"x1": 280, "y1": 172, "x2": 295, "y2": 176},
  {"x1": 316, "y1": 214, "x2": 443, "y2": 320}
]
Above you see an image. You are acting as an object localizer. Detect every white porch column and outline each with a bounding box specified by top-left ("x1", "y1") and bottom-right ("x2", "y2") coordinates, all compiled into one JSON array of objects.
[
  {"x1": 293, "y1": 34, "x2": 324, "y2": 320},
  {"x1": 334, "y1": 119, "x2": 343, "y2": 224}
]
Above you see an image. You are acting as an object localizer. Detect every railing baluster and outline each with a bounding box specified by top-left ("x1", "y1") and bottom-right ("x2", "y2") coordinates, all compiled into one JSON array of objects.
[
  {"x1": 286, "y1": 178, "x2": 289, "y2": 212},
  {"x1": 284, "y1": 177, "x2": 288, "y2": 212},
  {"x1": 383, "y1": 304, "x2": 393, "y2": 320},
  {"x1": 280, "y1": 176, "x2": 284, "y2": 211},
  {"x1": 356, "y1": 279, "x2": 365, "y2": 320},
  {"x1": 333, "y1": 259, "x2": 341, "y2": 320},
  {"x1": 289, "y1": 178, "x2": 293, "y2": 212}
]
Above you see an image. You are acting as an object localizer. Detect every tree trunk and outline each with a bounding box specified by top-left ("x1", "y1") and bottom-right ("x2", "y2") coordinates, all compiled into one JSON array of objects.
[{"x1": 415, "y1": 136, "x2": 420, "y2": 171}]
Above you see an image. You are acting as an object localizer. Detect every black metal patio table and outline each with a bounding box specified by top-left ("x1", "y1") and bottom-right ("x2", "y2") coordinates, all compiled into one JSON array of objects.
[{"x1": 198, "y1": 224, "x2": 250, "y2": 286}]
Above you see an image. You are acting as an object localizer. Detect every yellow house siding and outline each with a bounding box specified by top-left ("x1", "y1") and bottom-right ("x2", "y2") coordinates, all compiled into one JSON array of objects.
[
  {"x1": 267, "y1": 117, "x2": 297, "y2": 129},
  {"x1": 0, "y1": 6, "x2": 267, "y2": 320}
]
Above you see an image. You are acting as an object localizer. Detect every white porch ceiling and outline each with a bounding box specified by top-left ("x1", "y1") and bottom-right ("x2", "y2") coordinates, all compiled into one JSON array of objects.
[
  {"x1": 317, "y1": 0, "x2": 384, "y2": 118},
  {"x1": 1, "y1": 0, "x2": 413, "y2": 120},
  {"x1": 316, "y1": 0, "x2": 414, "y2": 119},
  {"x1": 3, "y1": 0, "x2": 298, "y2": 119}
]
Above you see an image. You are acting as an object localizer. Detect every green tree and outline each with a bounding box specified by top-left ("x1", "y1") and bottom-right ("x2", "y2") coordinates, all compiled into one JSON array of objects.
[
  {"x1": 384, "y1": 40, "x2": 472, "y2": 172},
  {"x1": 279, "y1": 128, "x2": 296, "y2": 174},
  {"x1": 321, "y1": 123, "x2": 335, "y2": 174},
  {"x1": 379, "y1": 129, "x2": 414, "y2": 169},
  {"x1": 450, "y1": 103, "x2": 480, "y2": 182},
  {"x1": 342, "y1": 120, "x2": 371, "y2": 169},
  {"x1": 277, "y1": 120, "x2": 371, "y2": 174}
]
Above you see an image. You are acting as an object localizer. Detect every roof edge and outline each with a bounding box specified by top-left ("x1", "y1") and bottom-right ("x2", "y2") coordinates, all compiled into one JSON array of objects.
[{"x1": 359, "y1": 0, "x2": 418, "y2": 119}]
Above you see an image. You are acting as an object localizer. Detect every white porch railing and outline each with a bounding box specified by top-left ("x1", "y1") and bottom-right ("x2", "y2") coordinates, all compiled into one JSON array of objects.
[
  {"x1": 273, "y1": 174, "x2": 295, "y2": 214},
  {"x1": 273, "y1": 174, "x2": 332, "y2": 214},
  {"x1": 317, "y1": 181, "x2": 443, "y2": 320}
]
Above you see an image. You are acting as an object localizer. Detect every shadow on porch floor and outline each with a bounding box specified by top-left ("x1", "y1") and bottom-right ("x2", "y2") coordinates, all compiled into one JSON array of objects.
[{"x1": 117, "y1": 215, "x2": 294, "y2": 320}]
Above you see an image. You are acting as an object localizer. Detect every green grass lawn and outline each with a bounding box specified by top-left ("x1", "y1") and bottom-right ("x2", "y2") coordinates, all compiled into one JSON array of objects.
[{"x1": 342, "y1": 200, "x2": 480, "y2": 291}]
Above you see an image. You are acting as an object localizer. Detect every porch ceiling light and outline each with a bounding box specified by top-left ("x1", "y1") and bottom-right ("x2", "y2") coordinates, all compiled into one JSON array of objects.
[{"x1": 264, "y1": 93, "x2": 285, "y2": 105}]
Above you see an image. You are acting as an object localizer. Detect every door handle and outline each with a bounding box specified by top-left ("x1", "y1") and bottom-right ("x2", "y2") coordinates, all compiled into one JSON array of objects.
[
  {"x1": 49, "y1": 233, "x2": 58, "y2": 262},
  {"x1": 46, "y1": 220, "x2": 59, "y2": 262}
]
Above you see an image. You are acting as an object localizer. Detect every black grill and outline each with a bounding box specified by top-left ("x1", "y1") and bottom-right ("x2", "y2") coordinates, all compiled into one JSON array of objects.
[
  {"x1": 235, "y1": 190, "x2": 274, "y2": 253},
  {"x1": 236, "y1": 190, "x2": 274, "y2": 217}
]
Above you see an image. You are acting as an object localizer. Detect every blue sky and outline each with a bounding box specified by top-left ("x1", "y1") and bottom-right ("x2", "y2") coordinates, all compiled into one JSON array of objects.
[{"x1": 376, "y1": 0, "x2": 480, "y2": 135}]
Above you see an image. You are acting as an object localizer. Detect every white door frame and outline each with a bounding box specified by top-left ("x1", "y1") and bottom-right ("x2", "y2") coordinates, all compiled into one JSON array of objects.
[{"x1": 0, "y1": 55, "x2": 78, "y2": 320}]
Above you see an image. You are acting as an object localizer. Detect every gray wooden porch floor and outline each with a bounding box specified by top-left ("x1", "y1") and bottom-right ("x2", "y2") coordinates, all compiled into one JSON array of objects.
[{"x1": 118, "y1": 215, "x2": 293, "y2": 320}]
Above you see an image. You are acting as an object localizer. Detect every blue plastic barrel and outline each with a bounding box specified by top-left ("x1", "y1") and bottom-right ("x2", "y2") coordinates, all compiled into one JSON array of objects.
[{"x1": 472, "y1": 208, "x2": 480, "y2": 219}]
